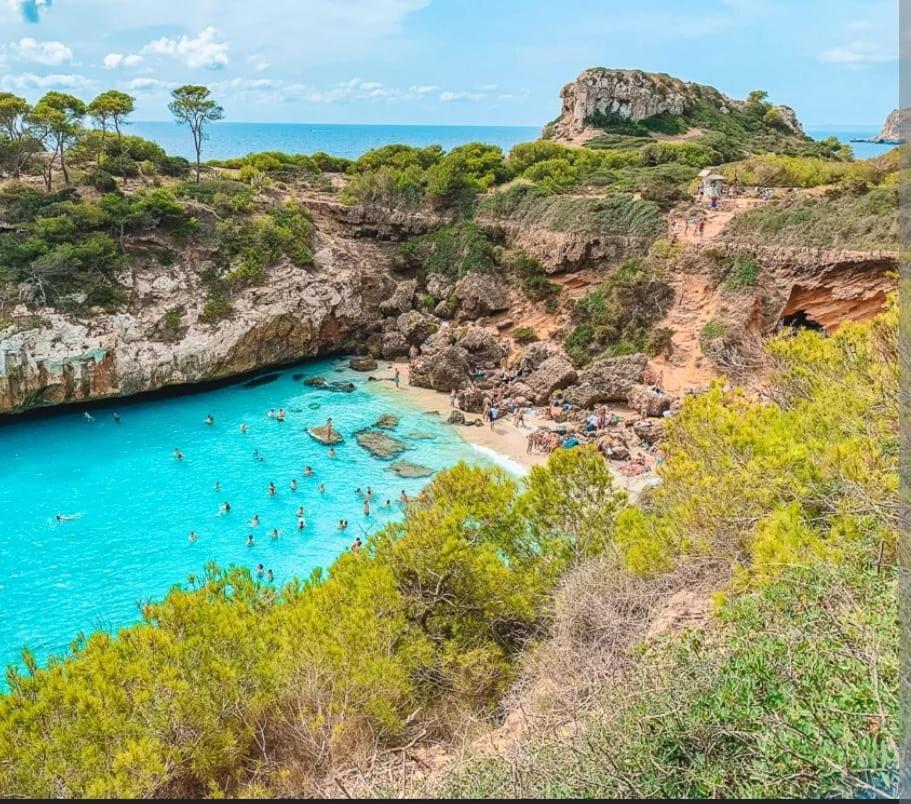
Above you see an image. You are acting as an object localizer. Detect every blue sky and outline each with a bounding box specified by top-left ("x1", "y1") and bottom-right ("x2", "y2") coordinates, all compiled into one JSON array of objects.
[{"x1": 0, "y1": 0, "x2": 897, "y2": 126}]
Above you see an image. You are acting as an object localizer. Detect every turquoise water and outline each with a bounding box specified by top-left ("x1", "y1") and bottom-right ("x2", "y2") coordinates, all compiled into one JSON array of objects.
[
  {"x1": 806, "y1": 126, "x2": 897, "y2": 160},
  {"x1": 0, "y1": 358, "x2": 486, "y2": 673},
  {"x1": 130, "y1": 121, "x2": 540, "y2": 161}
]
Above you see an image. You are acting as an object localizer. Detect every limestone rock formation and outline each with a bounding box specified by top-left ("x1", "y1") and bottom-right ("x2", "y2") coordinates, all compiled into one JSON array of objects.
[
  {"x1": 547, "y1": 67, "x2": 803, "y2": 143},
  {"x1": 524, "y1": 356, "x2": 578, "y2": 406},
  {"x1": 563, "y1": 353, "x2": 648, "y2": 408},
  {"x1": 388, "y1": 460, "x2": 435, "y2": 478},
  {"x1": 379, "y1": 279, "x2": 417, "y2": 316},
  {"x1": 627, "y1": 384, "x2": 672, "y2": 418},
  {"x1": 349, "y1": 356, "x2": 378, "y2": 371},
  {"x1": 308, "y1": 425, "x2": 343, "y2": 445},
  {"x1": 864, "y1": 108, "x2": 907, "y2": 143},
  {"x1": 451, "y1": 273, "x2": 509, "y2": 320},
  {"x1": 411, "y1": 344, "x2": 471, "y2": 391},
  {"x1": 355, "y1": 429, "x2": 408, "y2": 458}
]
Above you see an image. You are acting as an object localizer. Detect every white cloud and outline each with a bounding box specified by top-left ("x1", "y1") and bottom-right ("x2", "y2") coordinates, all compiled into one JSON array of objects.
[
  {"x1": 2, "y1": 71, "x2": 94, "y2": 91},
  {"x1": 358, "y1": 81, "x2": 384, "y2": 90},
  {"x1": 140, "y1": 26, "x2": 229, "y2": 70},
  {"x1": 818, "y1": 39, "x2": 897, "y2": 67},
  {"x1": 123, "y1": 77, "x2": 175, "y2": 92},
  {"x1": 439, "y1": 90, "x2": 483, "y2": 102},
  {"x1": 410, "y1": 84, "x2": 439, "y2": 94},
  {"x1": 247, "y1": 54, "x2": 270, "y2": 72},
  {"x1": 11, "y1": 37, "x2": 72, "y2": 65},
  {"x1": 103, "y1": 52, "x2": 142, "y2": 69}
]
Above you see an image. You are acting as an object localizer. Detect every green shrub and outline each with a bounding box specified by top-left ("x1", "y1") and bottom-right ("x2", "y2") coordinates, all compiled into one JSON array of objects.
[
  {"x1": 87, "y1": 169, "x2": 117, "y2": 193},
  {"x1": 399, "y1": 221, "x2": 495, "y2": 278},
  {"x1": 723, "y1": 254, "x2": 760, "y2": 289},
  {"x1": 510, "y1": 252, "x2": 559, "y2": 300},
  {"x1": 199, "y1": 294, "x2": 235, "y2": 323},
  {"x1": 512, "y1": 326, "x2": 539, "y2": 344}
]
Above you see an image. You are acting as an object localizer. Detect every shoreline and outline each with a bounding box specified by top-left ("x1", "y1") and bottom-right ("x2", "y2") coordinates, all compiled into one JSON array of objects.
[
  {"x1": 364, "y1": 362, "x2": 549, "y2": 475},
  {"x1": 363, "y1": 361, "x2": 661, "y2": 497}
]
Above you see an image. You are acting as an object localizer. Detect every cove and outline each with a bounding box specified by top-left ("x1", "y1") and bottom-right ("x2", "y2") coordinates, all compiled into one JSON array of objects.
[{"x1": 0, "y1": 358, "x2": 487, "y2": 675}]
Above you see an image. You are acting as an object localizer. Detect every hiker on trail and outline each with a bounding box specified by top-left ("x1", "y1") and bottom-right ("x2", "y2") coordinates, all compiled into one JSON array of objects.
[{"x1": 697, "y1": 219, "x2": 705, "y2": 237}]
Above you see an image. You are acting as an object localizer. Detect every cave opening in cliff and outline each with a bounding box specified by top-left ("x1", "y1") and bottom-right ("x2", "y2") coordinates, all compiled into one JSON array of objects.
[{"x1": 780, "y1": 309, "x2": 825, "y2": 333}]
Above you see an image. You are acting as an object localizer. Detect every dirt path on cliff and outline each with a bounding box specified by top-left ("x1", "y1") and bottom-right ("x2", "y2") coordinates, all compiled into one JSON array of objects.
[{"x1": 670, "y1": 197, "x2": 760, "y2": 244}]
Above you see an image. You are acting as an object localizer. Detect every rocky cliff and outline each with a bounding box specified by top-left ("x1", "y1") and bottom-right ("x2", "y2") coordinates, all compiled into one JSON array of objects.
[
  {"x1": 865, "y1": 108, "x2": 907, "y2": 143},
  {"x1": 546, "y1": 68, "x2": 803, "y2": 144}
]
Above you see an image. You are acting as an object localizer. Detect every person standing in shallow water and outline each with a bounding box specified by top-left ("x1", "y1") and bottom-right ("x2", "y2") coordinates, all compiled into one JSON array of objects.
[{"x1": 325, "y1": 417, "x2": 334, "y2": 439}]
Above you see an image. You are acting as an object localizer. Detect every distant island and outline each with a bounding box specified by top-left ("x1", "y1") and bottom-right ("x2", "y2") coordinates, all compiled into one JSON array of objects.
[{"x1": 851, "y1": 108, "x2": 906, "y2": 144}]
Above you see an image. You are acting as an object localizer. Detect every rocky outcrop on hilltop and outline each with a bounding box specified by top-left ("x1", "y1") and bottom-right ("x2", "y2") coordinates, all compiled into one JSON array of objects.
[{"x1": 547, "y1": 68, "x2": 803, "y2": 143}]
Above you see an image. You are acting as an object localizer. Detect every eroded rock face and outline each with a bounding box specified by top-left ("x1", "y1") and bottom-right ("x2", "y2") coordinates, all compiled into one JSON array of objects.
[
  {"x1": 379, "y1": 279, "x2": 417, "y2": 316},
  {"x1": 563, "y1": 354, "x2": 648, "y2": 408},
  {"x1": 869, "y1": 108, "x2": 908, "y2": 143},
  {"x1": 397, "y1": 310, "x2": 438, "y2": 345},
  {"x1": 410, "y1": 344, "x2": 471, "y2": 391},
  {"x1": 451, "y1": 273, "x2": 509, "y2": 320},
  {"x1": 548, "y1": 67, "x2": 803, "y2": 143},
  {"x1": 627, "y1": 384, "x2": 672, "y2": 418},
  {"x1": 524, "y1": 356, "x2": 578, "y2": 406}
]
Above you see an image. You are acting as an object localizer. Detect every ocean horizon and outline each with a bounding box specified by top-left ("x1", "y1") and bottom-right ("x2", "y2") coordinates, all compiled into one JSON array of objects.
[{"x1": 125, "y1": 120, "x2": 896, "y2": 162}]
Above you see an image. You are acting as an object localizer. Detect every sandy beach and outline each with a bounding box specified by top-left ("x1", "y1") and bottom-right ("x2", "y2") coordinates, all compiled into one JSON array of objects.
[
  {"x1": 366, "y1": 361, "x2": 549, "y2": 475},
  {"x1": 363, "y1": 361, "x2": 660, "y2": 496}
]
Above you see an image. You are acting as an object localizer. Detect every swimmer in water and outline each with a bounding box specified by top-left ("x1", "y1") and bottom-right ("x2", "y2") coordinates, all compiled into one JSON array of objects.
[
  {"x1": 213, "y1": 481, "x2": 222, "y2": 492},
  {"x1": 355, "y1": 487, "x2": 363, "y2": 498},
  {"x1": 219, "y1": 501, "x2": 231, "y2": 515},
  {"x1": 399, "y1": 490, "x2": 409, "y2": 503},
  {"x1": 55, "y1": 513, "x2": 80, "y2": 522},
  {"x1": 270, "y1": 528, "x2": 280, "y2": 539},
  {"x1": 328, "y1": 447, "x2": 336, "y2": 458},
  {"x1": 268, "y1": 482, "x2": 277, "y2": 496},
  {"x1": 172, "y1": 448, "x2": 184, "y2": 460},
  {"x1": 246, "y1": 534, "x2": 254, "y2": 547},
  {"x1": 277, "y1": 408, "x2": 286, "y2": 422},
  {"x1": 204, "y1": 414, "x2": 215, "y2": 426},
  {"x1": 366, "y1": 486, "x2": 373, "y2": 501},
  {"x1": 249, "y1": 514, "x2": 260, "y2": 527},
  {"x1": 253, "y1": 449, "x2": 263, "y2": 462},
  {"x1": 337, "y1": 519, "x2": 347, "y2": 530},
  {"x1": 112, "y1": 412, "x2": 120, "y2": 424},
  {"x1": 240, "y1": 423, "x2": 249, "y2": 434},
  {"x1": 383, "y1": 499, "x2": 392, "y2": 509},
  {"x1": 296, "y1": 505, "x2": 304, "y2": 517},
  {"x1": 363, "y1": 499, "x2": 370, "y2": 516},
  {"x1": 267, "y1": 569, "x2": 274, "y2": 583},
  {"x1": 351, "y1": 536, "x2": 362, "y2": 551},
  {"x1": 318, "y1": 483, "x2": 326, "y2": 494},
  {"x1": 289, "y1": 479, "x2": 298, "y2": 492},
  {"x1": 188, "y1": 531, "x2": 198, "y2": 543},
  {"x1": 297, "y1": 517, "x2": 306, "y2": 531},
  {"x1": 83, "y1": 411, "x2": 94, "y2": 422},
  {"x1": 267, "y1": 409, "x2": 275, "y2": 419},
  {"x1": 256, "y1": 563, "x2": 265, "y2": 578},
  {"x1": 304, "y1": 466, "x2": 313, "y2": 477}
]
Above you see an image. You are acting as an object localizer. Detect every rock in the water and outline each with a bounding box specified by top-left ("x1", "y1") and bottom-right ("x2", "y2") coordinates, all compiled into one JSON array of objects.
[
  {"x1": 452, "y1": 273, "x2": 509, "y2": 320},
  {"x1": 388, "y1": 460, "x2": 435, "y2": 478},
  {"x1": 349, "y1": 355, "x2": 378, "y2": 371},
  {"x1": 627, "y1": 384, "x2": 673, "y2": 418},
  {"x1": 563, "y1": 353, "x2": 648, "y2": 408},
  {"x1": 308, "y1": 425, "x2": 343, "y2": 445},
  {"x1": 524, "y1": 356, "x2": 578, "y2": 405},
  {"x1": 303, "y1": 376, "x2": 326, "y2": 387},
  {"x1": 411, "y1": 344, "x2": 471, "y2": 391},
  {"x1": 355, "y1": 429, "x2": 408, "y2": 458},
  {"x1": 374, "y1": 413, "x2": 399, "y2": 429},
  {"x1": 325, "y1": 381, "x2": 356, "y2": 393},
  {"x1": 447, "y1": 409, "x2": 466, "y2": 425}
]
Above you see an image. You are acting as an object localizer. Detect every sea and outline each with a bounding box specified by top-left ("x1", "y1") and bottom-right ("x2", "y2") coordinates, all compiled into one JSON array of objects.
[
  {"x1": 0, "y1": 359, "x2": 492, "y2": 675},
  {"x1": 126, "y1": 120, "x2": 895, "y2": 161}
]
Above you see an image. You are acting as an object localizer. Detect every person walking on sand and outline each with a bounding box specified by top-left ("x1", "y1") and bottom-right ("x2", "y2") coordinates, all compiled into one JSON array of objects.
[{"x1": 394, "y1": 368, "x2": 401, "y2": 389}]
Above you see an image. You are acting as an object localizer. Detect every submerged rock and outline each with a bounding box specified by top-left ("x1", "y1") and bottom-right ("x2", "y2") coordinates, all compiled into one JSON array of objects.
[
  {"x1": 326, "y1": 381, "x2": 356, "y2": 393},
  {"x1": 388, "y1": 460, "x2": 435, "y2": 478},
  {"x1": 355, "y1": 429, "x2": 408, "y2": 458},
  {"x1": 447, "y1": 409, "x2": 466, "y2": 425},
  {"x1": 374, "y1": 413, "x2": 400, "y2": 429},
  {"x1": 307, "y1": 425, "x2": 343, "y2": 445},
  {"x1": 303, "y1": 376, "x2": 326, "y2": 387}
]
